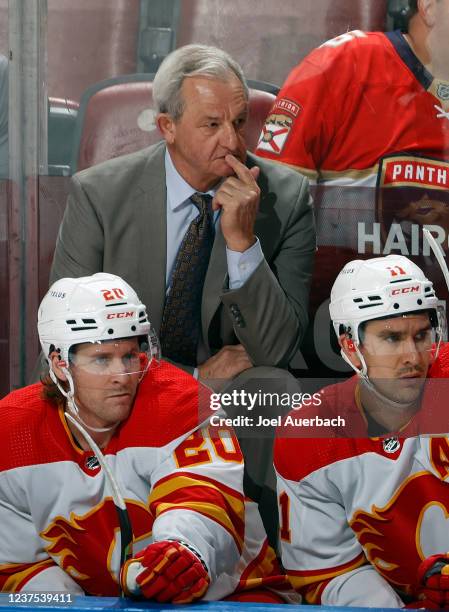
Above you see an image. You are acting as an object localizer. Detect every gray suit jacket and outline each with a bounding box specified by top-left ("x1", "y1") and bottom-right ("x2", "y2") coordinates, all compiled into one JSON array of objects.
[{"x1": 50, "y1": 141, "x2": 315, "y2": 371}]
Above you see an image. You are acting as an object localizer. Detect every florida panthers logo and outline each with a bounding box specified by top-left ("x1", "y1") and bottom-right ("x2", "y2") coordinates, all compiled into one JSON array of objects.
[
  {"x1": 41, "y1": 498, "x2": 152, "y2": 595},
  {"x1": 257, "y1": 113, "x2": 294, "y2": 155},
  {"x1": 350, "y1": 472, "x2": 449, "y2": 594}
]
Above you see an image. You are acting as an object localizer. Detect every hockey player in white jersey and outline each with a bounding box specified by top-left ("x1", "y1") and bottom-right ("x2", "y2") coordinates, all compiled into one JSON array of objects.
[
  {"x1": 0, "y1": 273, "x2": 287, "y2": 602},
  {"x1": 275, "y1": 255, "x2": 449, "y2": 608}
]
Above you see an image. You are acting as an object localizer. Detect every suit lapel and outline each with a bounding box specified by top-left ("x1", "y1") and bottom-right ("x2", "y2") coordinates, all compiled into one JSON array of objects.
[
  {"x1": 248, "y1": 152, "x2": 277, "y2": 259},
  {"x1": 133, "y1": 143, "x2": 167, "y2": 334}
]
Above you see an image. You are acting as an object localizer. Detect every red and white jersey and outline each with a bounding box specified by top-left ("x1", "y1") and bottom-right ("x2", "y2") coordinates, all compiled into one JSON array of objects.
[
  {"x1": 256, "y1": 30, "x2": 449, "y2": 189},
  {"x1": 0, "y1": 361, "x2": 282, "y2": 598},
  {"x1": 257, "y1": 30, "x2": 449, "y2": 323},
  {"x1": 274, "y1": 345, "x2": 449, "y2": 607}
]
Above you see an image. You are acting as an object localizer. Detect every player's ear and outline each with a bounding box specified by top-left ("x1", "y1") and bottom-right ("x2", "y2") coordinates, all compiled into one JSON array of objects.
[
  {"x1": 418, "y1": 0, "x2": 436, "y2": 27},
  {"x1": 50, "y1": 352, "x2": 68, "y2": 382},
  {"x1": 156, "y1": 113, "x2": 177, "y2": 145},
  {"x1": 339, "y1": 335, "x2": 362, "y2": 369}
]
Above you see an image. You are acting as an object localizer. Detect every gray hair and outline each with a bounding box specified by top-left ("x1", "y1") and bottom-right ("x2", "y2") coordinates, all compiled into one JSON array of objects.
[{"x1": 153, "y1": 44, "x2": 249, "y2": 120}]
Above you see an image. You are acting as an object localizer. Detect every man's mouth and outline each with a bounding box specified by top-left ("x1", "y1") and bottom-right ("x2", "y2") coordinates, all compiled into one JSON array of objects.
[
  {"x1": 218, "y1": 151, "x2": 242, "y2": 160},
  {"x1": 108, "y1": 391, "x2": 131, "y2": 398},
  {"x1": 397, "y1": 372, "x2": 424, "y2": 383},
  {"x1": 400, "y1": 372, "x2": 421, "y2": 377},
  {"x1": 398, "y1": 372, "x2": 425, "y2": 386}
]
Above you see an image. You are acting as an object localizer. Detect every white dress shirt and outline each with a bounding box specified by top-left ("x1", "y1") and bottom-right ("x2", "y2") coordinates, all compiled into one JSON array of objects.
[{"x1": 165, "y1": 149, "x2": 263, "y2": 291}]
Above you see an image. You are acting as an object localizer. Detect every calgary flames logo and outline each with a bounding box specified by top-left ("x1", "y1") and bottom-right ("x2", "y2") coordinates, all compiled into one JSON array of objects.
[
  {"x1": 41, "y1": 498, "x2": 152, "y2": 595},
  {"x1": 350, "y1": 472, "x2": 449, "y2": 594}
]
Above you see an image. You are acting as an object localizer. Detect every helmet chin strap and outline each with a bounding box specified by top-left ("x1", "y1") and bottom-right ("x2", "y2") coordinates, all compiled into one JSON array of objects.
[
  {"x1": 340, "y1": 346, "x2": 422, "y2": 412},
  {"x1": 50, "y1": 367, "x2": 117, "y2": 433}
]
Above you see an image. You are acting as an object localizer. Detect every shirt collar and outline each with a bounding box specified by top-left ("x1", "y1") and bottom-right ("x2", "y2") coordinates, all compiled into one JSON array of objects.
[
  {"x1": 385, "y1": 30, "x2": 433, "y2": 91},
  {"x1": 165, "y1": 149, "x2": 217, "y2": 212}
]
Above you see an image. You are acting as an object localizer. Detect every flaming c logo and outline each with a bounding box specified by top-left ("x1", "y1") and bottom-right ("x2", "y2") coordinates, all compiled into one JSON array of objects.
[
  {"x1": 350, "y1": 471, "x2": 449, "y2": 594},
  {"x1": 41, "y1": 498, "x2": 152, "y2": 595}
]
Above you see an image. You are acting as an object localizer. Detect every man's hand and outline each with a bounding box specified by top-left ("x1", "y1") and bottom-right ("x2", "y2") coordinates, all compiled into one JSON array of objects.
[
  {"x1": 213, "y1": 154, "x2": 260, "y2": 252},
  {"x1": 198, "y1": 344, "x2": 252, "y2": 386},
  {"x1": 414, "y1": 553, "x2": 449, "y2": 608},
  {"x1": 121, "y1": 540, "x2": 210, "y2": 603}
]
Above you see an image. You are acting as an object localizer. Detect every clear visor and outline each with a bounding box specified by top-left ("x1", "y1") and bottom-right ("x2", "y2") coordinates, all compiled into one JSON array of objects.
[
  {"x1": 357, "y1": 308, "x2": 445, "y2": 359},
  {"x1": 68, "y1": 337, "x2": 154, "y2": 377}
]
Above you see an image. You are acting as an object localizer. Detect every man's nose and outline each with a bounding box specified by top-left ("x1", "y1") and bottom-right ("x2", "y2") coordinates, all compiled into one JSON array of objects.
[
  {"x1": 401, "y1": 338, "x2": 421, "y2": 365},
  {"x1": 109, "y1": 358, "x2": 129, "y2": 379},
  {"x1": 220, "y1": 123, "x2": 239, "y2": 151}
]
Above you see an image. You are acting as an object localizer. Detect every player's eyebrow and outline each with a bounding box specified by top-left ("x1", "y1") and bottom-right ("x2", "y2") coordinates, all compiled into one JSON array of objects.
[
  {"x1": 377, "y1": 323, "x2": 432, "y2": 339},
  {"x1": 414, "y1": 324, "x2": 432, "y2": 335},
  {"x1": 85, "y1": 347, "x2": 137, "y2": 358},
  {"x1": 377, "y1": 329, "x2": 403, "y2": 339}
]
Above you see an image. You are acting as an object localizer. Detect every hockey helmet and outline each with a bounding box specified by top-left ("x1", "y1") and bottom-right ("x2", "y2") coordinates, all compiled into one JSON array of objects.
[
  {"x1": 38, "y1": 273, "x2": 160, "y2": 375},
  {"x1": 329, "y1": 255, "x2": 444, "y2": 347}
]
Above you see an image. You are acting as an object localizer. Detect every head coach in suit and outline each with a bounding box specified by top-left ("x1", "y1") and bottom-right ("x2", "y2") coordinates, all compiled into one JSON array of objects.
[{"x1": 50, "y1": 45, "x2": 316, "y2": 541}]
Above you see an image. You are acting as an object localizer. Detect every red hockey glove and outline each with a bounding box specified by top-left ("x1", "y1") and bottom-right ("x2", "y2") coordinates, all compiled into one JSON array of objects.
[
  {"x1": 415, "y1": 553, "x2": 449, "y2": 608},
  {"x1": 121, "y1": 540, "x2": 210, "y2": 603}
]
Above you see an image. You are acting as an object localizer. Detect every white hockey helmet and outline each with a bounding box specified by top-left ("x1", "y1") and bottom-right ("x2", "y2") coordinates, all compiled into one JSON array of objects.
[
  {"x1": 38, "y1": 273, "x2": 160, "y2": 370},
  {"x1": 329, "y1": 255, "x2": 442, "y2": 345}
]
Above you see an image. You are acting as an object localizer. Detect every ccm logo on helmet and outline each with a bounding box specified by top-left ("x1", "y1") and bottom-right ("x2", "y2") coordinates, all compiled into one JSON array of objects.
[
  {"x1": 390, "y1": 285, "x2": 420, "y2": 296},
  {"x1": 106, "y1": 311, "x2": 134, "y2": 319}
]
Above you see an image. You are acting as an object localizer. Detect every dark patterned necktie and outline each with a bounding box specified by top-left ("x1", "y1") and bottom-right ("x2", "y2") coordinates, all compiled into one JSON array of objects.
[{"x1": 160, "y1": 192, "x2": 215, "y2": 366}]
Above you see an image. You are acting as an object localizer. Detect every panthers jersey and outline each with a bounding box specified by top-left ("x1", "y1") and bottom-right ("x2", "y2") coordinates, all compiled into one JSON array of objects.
[
  {"x1": 257, "y1": 30, "x2": 449, "y2": 363},
  {"x1": 256, "y1": 29, "x2": 449, "y2": 249},
  {"x1": 256, "y1": 30, "x2": 449, "y2": 187},
  {"x1": 0, "y1": 361, "x2": 282, "y2": 599}
]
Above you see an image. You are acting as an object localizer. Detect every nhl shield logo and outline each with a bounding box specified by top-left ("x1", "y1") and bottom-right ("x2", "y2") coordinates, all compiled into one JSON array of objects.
[
  {"x1": 85, "y1": 455, "x2": 100, "y2": 470},
  {"x1": 383, "y1": 437, "x2": 400, "y2": 454},
  {"x1": 437, "y1": 83, "x2": 449, "y2": 101}
]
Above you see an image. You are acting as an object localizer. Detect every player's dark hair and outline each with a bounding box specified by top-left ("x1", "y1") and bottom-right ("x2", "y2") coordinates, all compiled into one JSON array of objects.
[{"x1": 40, "y1": 372, "x2": 66, "y2": 406}]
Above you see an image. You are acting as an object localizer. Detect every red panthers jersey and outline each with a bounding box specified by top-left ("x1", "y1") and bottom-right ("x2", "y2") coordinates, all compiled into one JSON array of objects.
[
  {"x1": 256, "y1": 30, "x2": 449, "y2": 187},
  {"x1": 257, "y1": 30, "x2": 449, "y2": 353}
]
